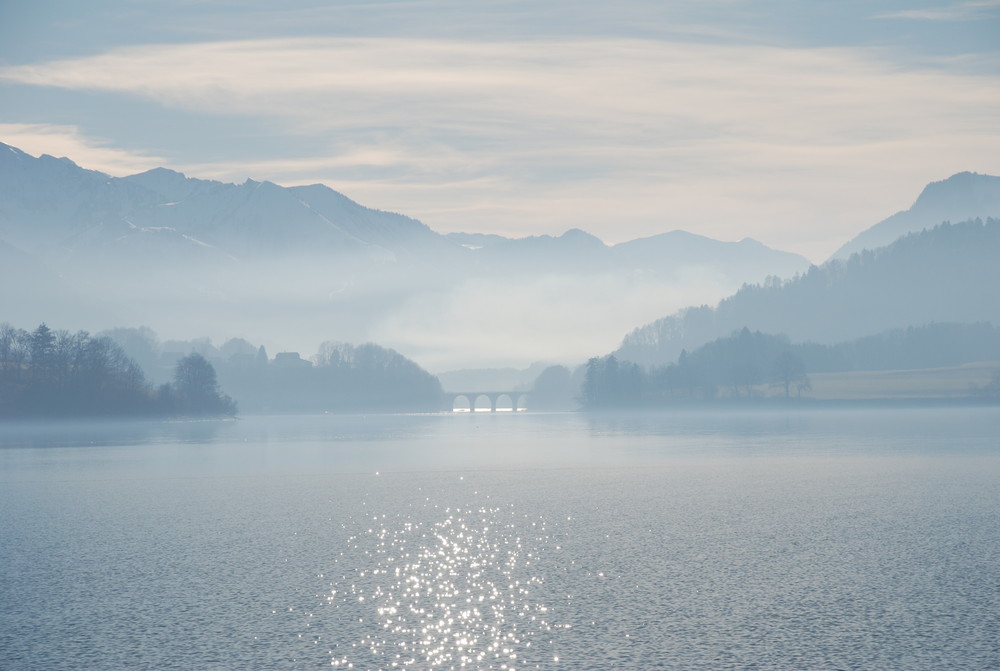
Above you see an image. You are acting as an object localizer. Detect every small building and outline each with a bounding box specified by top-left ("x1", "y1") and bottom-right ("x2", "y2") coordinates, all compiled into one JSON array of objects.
[{"x1": 272, "y1": 351, "x2": 312, "y2": 368}]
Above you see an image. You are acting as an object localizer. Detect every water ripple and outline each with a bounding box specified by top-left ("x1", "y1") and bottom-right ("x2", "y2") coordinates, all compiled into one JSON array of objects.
[{"x1": 323, "y1": 497, "x2": 562, "y2": 670}]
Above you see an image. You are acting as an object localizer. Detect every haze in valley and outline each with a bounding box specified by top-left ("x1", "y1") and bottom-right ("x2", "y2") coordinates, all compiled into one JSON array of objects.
[{"x1": 1, "y1": 0, "x2": 998, "y2": 386}]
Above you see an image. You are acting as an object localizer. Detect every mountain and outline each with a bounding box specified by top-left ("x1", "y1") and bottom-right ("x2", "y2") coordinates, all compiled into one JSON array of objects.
[
  {"x1": 0, "y1": 141, "x2": 811, "y2": 370},
  {"x1": 0, "y1": 142, "x2": 445, "y2": 262},
  {"x1": 445, "y1": 227, "x2": 810, "y2": 286},
  {"x1": 831, "y1": 172, "x2": 1000, "y2": 261},
  {"x1": 616, "y1": 218, "x2": 1000, "y2": 366},
  {"x1": 611, "y1": 231, "x2": 808, "y2": 284}
]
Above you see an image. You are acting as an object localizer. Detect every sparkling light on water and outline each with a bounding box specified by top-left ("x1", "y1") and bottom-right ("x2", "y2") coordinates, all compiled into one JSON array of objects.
[{"x1": 323, "y1": 498, "x2": 562, "y2": 670}]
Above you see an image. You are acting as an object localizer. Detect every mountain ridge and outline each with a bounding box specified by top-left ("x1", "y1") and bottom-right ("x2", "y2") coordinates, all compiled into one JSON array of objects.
[
  {"x1": 12, "y1": 140, "x2": 988, "y2": 371},
  {"x1": 0, "y1": 141, "x2": 812, "y2": 269},
  {"x1": 617, "y1": 218, "x2": 1000, "y2": 366},
  {"x1": 831, "y1": 171, "x2": 1000, "y2": 261}
]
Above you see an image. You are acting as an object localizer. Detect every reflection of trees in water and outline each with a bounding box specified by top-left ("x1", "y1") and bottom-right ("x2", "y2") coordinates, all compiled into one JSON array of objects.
[
  {"x1": 0, "y1": 416, "x2": 228, "y2": 448},
  {"x1": 161, "y1": 417, "x2": 227, "y2": 444}
]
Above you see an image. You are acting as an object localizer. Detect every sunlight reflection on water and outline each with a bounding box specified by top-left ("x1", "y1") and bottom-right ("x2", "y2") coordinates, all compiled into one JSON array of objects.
[
  {"x1": 321, "y1": 495, "x2": 562, "y2": 670},
  {"x1": 1, "y1": 409, "x2": 998, "y2": 670}
]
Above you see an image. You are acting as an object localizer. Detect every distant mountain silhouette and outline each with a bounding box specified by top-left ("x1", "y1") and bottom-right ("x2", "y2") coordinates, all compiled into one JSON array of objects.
[
  {"x1": 0, "y1": 142, "x2": 445, "y2": 261},
  {"x1": 0, "y1": 141, "x2": 813, "y2": 369},
  {"x1": 831, "y1": 172, "x2": 1000, "y2": 261},
  {"x1": 0, "y1": 141, "x2": 808, "y2": 274},
  {"x1": 446, "y1": 228, "x2": 809, "y2": 282},
  {"x1": 612, "y1": 231, "x2": 808, "y2": 282},
  {"x1": 617, "y1": 218, "x2": 1000, "y2": 366}
]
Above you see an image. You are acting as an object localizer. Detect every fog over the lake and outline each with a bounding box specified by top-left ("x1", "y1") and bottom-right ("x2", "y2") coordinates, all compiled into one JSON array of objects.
[
  {"x1": 1, "y1": 0, "x2": 998, "y2": 384},
  {"x1": 3, "y1": 142, "x2": 1000, "y2": 381},
  {"x1": 3, "y1": 6, "x2": 1000, "y2": 670},
  {"x1": 1, "y1": 141, "x2": 827, "y2": 373}
]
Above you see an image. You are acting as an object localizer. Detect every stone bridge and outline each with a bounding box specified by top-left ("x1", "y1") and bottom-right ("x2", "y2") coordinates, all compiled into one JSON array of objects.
[{"x1": 445, "y1": 391, "x2": 530, "y2": 413}]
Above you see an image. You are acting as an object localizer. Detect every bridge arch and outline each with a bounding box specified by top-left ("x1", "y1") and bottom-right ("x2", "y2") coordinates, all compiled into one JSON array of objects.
[
  {"x1": 495, "y1": 393, "x2": 514, "y2": 412},
  {"x1": 445, "y1": 392, "x2": 530, "y2": 413},
  {"x1": 451, "y1": 394, "x2": 474, "y2": 412}
]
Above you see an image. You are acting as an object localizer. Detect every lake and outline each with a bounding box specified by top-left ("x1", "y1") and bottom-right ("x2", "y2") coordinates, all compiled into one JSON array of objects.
[{"x1": 1, "y1": 407, "x2": 998, "y2": 670}]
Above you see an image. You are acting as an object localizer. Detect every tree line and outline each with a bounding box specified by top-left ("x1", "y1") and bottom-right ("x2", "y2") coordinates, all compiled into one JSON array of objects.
[
  {"x1": 581, "y1": 328, "x2": 809, "y2": 407},
  {"x1": 2, "y1": 320, "x2": 445, "y2": 417},
  {"x1": 218, "y1": 340, "x2": 443, "y2": 413},
  {"x1": 582, "y1": 322, "x2": 1000, "y2": 408},
  {"x1": 97, "y1": 328, "x2": 444, "y2": 413},
  {"x1": 0, "y1": 322, "x2": 235, "y2": 418}
]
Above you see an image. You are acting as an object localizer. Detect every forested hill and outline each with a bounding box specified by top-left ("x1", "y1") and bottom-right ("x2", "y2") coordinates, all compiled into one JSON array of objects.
[
  {"x1": 1, "y1": 322, "x2": 445, "y2": 416},
  {"x1": 616, "y1": 218, "x2": 1000, "y2": 366},
  {"x1": 97, "y1": 328, "x2": 445, "y2": 414},
  {"x1": 831, "y1": 172, "x2": 1000, "y2": 261}
]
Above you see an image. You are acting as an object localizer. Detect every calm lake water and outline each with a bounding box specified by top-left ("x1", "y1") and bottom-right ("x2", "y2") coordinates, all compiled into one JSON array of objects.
[{"x1": 1, "y1": 408, "x2": 998, "y2": 670}]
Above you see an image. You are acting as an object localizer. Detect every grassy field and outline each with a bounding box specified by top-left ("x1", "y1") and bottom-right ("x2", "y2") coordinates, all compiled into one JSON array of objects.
[{"x1": 783, "y1": 361, "x2": 1000, "y2": 401}]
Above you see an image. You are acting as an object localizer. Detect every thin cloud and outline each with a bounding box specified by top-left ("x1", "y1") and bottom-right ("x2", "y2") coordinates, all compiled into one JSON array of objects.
[
  {"x1": 2, "y1": 37, "x2": 998, "y2": 259},
  {"x1": 4, "y1": 38, "x2": 994, "y2": 136},
  {"x1": 0, "y1": 123, "x2": 166, "y2": 175},
  {"x1": 875, "y1": 0, "x2": 1000, "y2": 20}
]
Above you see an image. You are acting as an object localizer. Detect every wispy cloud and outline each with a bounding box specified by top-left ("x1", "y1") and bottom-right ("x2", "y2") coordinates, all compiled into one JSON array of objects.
[
  {"x1": 2, "y1": 37, "x2": 998, "y2": 259},
  {"x1": 9, "y1": 38, "x2": 994, "y2": 148},
  {"x1": 875, "y1": 0, "x2": 1000, "y2": 21},
  {"x1": 0, "y1": 123, "x2": 166, "y2": 175}
]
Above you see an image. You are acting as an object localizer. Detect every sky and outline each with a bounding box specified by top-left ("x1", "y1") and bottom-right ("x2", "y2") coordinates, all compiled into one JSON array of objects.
[{"x1": 1, "y1": 0, "x2": 999, "y2": 263}]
